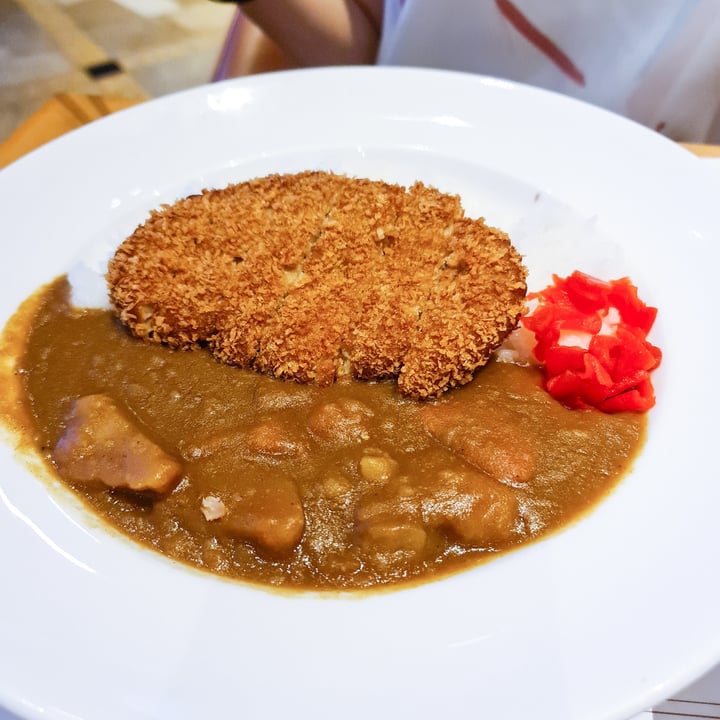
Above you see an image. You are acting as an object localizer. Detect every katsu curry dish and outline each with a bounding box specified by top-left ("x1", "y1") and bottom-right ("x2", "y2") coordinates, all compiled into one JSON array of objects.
[{"x1": 0, "y1": 171, "x2": 661, "y2": 591}]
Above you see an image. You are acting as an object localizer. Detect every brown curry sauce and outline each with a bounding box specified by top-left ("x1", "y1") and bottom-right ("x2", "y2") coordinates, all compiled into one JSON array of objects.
[{"x1": 5, "y1": 277, "x2": 645, "y2": 591}]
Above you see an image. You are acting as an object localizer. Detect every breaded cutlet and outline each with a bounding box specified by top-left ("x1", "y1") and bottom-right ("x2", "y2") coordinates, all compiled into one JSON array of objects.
[
  {"x1": 347, "y1": 182, "x2": 464, "y2": 380},
  {"x1": 107, "y1": 171, "x2": 527, "y2": 398},
  {"x1": 254, "y1": 177, "x2": 406, "y2": 384},
  {"x1": 398, "y1": 218, "x2": 527, "y2": 398},
  {"x1": 209, "y1": 171, "x2": 341, "y2": 367}
]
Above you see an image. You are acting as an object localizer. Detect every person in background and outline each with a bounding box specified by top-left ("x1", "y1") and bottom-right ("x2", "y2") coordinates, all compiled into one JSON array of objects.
[{"x1": 214, "y1": 0, "x2": 720, "y2": 144}]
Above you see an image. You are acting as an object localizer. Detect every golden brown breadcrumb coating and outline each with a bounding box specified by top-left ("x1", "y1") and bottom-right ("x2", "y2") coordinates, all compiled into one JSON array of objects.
[{"x1": 107, "y1": 171, "x2": 527, "y2": 398}]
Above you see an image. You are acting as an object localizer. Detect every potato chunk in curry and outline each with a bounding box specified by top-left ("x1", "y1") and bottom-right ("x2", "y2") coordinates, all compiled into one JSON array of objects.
[
  {"x1": 53, "y1": 394, "x2": 183, "y2": 494},
  {"x1": 215, "y1": 474, "x2": 305, "y2": 555}
]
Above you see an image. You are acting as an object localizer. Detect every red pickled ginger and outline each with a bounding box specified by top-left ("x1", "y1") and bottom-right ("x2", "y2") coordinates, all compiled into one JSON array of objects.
[{"x1": 520, "y1": 271, "x2": 661, "y2": 412}]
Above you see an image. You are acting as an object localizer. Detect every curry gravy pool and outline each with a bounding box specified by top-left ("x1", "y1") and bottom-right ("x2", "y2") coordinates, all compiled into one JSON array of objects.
[{"x1": 0, "y1": 277, "x2": 645, "y2": 591}]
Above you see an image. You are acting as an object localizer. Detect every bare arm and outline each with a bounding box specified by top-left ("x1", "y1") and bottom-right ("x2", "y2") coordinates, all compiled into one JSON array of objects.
[{"x1": 240, "y1": 0, "x2": 384, "y2": 67}]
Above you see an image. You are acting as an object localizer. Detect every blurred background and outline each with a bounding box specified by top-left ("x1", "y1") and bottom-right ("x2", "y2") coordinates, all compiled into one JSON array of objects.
[{"x1": 0, "y1": 0, "x2": 236, "y2": 143}]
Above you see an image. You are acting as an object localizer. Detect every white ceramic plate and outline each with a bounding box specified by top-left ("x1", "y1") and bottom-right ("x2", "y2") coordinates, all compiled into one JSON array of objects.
[{"x1": 0, "y1": 67, "x2": 718, "y2": 720}]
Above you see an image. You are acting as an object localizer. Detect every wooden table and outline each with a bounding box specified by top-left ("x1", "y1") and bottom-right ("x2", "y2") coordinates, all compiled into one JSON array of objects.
[
  {"x1": 2, "y1": 93, "x2": 720, "y2": 168},
  {"x1": 0, "y1": 93, "x2": 140, "y2": 169}
]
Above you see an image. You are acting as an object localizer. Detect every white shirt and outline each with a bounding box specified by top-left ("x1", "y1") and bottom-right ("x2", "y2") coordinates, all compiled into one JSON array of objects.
[{"x1": 377, "y1": 0, "x2": 720, "y2": 143}]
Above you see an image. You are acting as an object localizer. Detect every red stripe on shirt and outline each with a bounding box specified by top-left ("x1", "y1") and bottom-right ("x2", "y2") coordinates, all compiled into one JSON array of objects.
[{"x1": 495, "y1": 0, "x2": 586, "y2": 87}]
